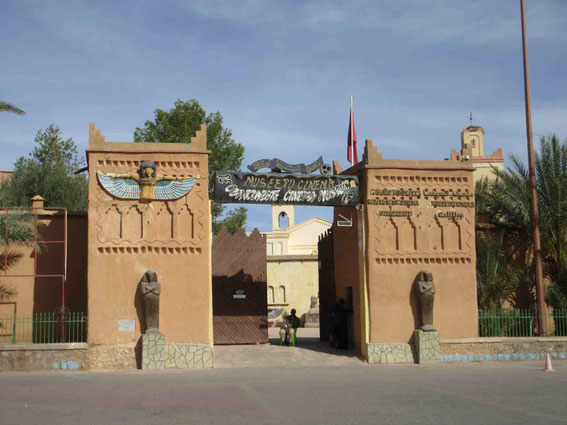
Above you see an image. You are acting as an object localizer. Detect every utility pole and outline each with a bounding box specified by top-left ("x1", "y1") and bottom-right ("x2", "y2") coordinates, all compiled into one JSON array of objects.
[{"x1": 520, "y1": 0, "x2": 547, "y2": 335}]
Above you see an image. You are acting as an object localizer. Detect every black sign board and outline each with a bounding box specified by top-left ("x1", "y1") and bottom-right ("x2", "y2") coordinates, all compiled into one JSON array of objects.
[{"x1": 214, "y1": 172, "x2": 359, "y2": 207}]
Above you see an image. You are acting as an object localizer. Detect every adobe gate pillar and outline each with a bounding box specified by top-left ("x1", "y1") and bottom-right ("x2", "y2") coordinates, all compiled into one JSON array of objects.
[
  {"x1": 335, "y1": 140, "x2": 478, "y2": 364},
  {"x1": 86, "y1": 124, "x2": 213, "y2": 369}
]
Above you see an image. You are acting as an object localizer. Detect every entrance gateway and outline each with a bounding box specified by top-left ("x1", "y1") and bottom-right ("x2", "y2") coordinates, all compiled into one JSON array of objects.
[{"x1": 86, "y1": 123, "x2": 477, "y2": 368}]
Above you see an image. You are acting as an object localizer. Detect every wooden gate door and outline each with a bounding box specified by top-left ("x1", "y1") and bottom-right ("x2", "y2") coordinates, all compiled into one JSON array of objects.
[
  {"x1": 318, "y1": 228, "x2": 335, "y2": 342},
  {"x1": 212, "y1": 229, "x2": 268, "y2": 344}
]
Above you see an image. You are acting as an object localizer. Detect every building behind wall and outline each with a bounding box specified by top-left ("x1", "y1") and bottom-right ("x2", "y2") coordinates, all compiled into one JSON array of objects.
[
  {"x1": 449, "y1": 125, "x2": 504, "y2": 183},
  {"x1": 265, "y1": 205, "x2": 331, "y2": 324}
]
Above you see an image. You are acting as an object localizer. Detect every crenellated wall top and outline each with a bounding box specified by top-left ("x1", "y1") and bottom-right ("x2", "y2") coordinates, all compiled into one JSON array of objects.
[{"x1": 87, "y1": 123, "x2": 211, "y2": 154}]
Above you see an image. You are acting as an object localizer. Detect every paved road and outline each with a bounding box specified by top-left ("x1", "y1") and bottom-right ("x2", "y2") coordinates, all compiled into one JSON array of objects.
[{"x1": 1, "y1": 361, "x2": 566, "y2": 425}]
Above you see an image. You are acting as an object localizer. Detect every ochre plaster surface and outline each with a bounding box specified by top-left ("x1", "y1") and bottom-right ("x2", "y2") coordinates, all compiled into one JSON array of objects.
[
  {"x1": 86, "y1": 124, "x2": 212, "y2": 352},
  {"x1": 335, "y1": 140, "x2": 478, "y2": 352}
]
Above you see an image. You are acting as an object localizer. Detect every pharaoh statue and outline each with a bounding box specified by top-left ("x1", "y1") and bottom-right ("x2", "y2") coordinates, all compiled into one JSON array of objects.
[
  {"x1": 304, "y1": 295, "x2": 320, "y2": 328},
  {"x1": 416, "y1": 270, "x2": 436, "y2": 332},
  {"x1": 140, "y1": 270, "x2": 161, "y2": 334},
  {"x1": 309, "y1": 295, "x2": 319, "y2": 313}
]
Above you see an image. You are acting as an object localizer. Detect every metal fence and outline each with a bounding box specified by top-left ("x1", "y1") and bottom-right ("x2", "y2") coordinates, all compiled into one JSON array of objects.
[
  {"x1": 0, "y1": 312, "x2": 87, "y2": 344},
  {"x1": 478, "y1": 309, "x2": 567, "y2": 337}
]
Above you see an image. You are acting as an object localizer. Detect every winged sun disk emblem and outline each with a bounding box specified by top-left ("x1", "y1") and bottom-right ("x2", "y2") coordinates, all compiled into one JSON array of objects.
[{"x1": 97, "y1": 162, "x2": 199, "y2": 201}]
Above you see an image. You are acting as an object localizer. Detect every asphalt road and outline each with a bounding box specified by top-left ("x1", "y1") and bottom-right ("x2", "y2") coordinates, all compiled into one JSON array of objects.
[{"x1": 1, "y1": 361, "x2": 566, "y2": 425}]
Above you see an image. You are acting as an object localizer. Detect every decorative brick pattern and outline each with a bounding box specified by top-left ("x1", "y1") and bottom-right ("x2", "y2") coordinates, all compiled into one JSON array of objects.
[
  {"x1": 141, "y1": 334, "x2": 166, "y2": 370},
  {"x1": 97, "y1": 246, "x2": 201, "y2": 254},
  {"x1": 367, "y1": 343, "x2": 415, "y2": 364},
  {"x1": 415, "y1": 330, "x2": 441, "y2": 364}
]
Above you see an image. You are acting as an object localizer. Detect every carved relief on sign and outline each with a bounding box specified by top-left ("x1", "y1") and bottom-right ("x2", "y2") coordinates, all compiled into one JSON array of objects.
[
  {"x1": 95, "y1": 200, "x2": 200, "y2": 247},
  {"x1": 371, "y1": 175, "x2": 473, "y2": 257}
]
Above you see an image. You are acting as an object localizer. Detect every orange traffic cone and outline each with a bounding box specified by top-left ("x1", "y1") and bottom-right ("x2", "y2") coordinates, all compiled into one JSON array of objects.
[{"x1": 544, "y1": 353, "x2": 554, "y2": 372}]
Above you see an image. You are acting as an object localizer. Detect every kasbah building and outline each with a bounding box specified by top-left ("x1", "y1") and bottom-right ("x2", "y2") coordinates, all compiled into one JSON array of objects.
[{"x1": 3, "y1": 121, "x2": 563, "y2": 372}]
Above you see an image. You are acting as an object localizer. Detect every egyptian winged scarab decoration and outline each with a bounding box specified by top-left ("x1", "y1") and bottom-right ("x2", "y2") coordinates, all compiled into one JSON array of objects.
[{"x1": 97, "y1": 161, "x2": 199, "y2": 202}]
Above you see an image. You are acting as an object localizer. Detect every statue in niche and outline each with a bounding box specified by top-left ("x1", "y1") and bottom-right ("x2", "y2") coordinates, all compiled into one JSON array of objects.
[
  {"x1": 140, "y1": 270, "x2": 161, "y2": 334},
  {"x1": 416, "y1": 270, "x2": 436, "y2": 332}
]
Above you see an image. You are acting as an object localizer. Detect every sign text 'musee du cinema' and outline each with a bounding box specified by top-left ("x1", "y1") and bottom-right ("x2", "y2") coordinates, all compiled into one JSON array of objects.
[{"x1": 214, "y1": 172, "x2": 360, "y2": 206}]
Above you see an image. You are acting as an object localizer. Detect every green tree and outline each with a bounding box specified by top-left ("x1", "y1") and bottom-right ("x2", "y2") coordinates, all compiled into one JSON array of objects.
[
  {"x1": 0, "y1": 211, "x2": 42, "y2": 300},
  {"x1": 476, "y1": 234, "x2": 519, "y2": 309},
  {"x1": 134, "y1": 99, "x2": 246, "y2": 233},
  {"x1": 0, "y1": 125, "x2": 88, "y2": 211},
  {"x1": 483, "y1": 135, "x2": 567, "y2": 308},
  {"x1": 0, "y1": 100, "x2": 25, "y2": 115}
]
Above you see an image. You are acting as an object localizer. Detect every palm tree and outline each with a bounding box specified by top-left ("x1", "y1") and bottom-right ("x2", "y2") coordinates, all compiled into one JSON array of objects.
[
  {"x1": 0, "y1": 211, "x2": 42, "y2": 300},
  {"x1": 0, "y1": 101, "x2": 25, "y2": 115},
  {"x1": 484, "y1": 135, "x2": 567, "y2": 308},
  {"x1": 476, "y1": 234, "x2": 519, "y2": 309}
]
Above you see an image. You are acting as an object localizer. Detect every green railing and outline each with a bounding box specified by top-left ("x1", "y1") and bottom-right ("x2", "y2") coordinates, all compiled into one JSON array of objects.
[
  {"x1": 0, "y1": 312, "x2": 87, "y2": 344},
  {"x1": 478, "y1": 309, "x2": 567, "y2": 337}
]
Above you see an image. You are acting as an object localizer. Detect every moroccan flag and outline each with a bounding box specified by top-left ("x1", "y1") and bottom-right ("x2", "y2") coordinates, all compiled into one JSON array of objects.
[{"x1": 347, "y1": 97, "x2": 358, "y2": 165}]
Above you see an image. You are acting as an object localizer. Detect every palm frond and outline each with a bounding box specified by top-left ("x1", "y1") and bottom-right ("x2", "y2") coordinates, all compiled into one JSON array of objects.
[
  {"x1": 0, "y1": 101, "x2": 25, "y2": 115},
  {"x1": 0, "y1": 282, "x2": 16, "y2": 301},
  {"x1": 0, "y1": 250, "x2": 23, "y2": 272}
]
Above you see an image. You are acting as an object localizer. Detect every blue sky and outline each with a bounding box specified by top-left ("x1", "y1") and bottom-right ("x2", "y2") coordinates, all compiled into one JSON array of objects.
[{"x1": 1, "y1": 0, "x2": 566, "y2": 231}]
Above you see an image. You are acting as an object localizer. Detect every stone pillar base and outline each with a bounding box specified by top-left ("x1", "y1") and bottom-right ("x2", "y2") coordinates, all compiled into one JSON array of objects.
[
  {"x1": 304, "y1": 312, "x2": 320, "y2": 328},
  {"x1": 142, "y1": 333, "x2": 166, "y2": 370},
  {"x1": 415, "y1": 330, "x2": 440, "y2": 364},
  {"x1": 141, "y1": 334, "x2": 214, "y2": 370},
  {"x1": 367, "y1": 343, "x2": 414, "y2": 364}
]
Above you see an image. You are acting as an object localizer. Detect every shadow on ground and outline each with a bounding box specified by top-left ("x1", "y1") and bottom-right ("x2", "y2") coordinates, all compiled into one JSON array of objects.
[{"x1": 213, "y1": 328, "x2": 365, "y2": 368}]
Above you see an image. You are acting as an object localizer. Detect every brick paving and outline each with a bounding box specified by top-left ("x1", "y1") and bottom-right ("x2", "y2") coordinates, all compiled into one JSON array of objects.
[{"x1": 213, "y1": 328, "x2": 365, "y2": 368}]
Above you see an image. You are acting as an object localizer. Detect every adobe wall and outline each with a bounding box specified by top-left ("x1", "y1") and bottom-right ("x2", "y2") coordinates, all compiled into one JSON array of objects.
[
  {"x1": 0, "y1": 170, "x2": 13, "y2": 186},
  {"x1": 86, "y1": 124, "x2": 212, "y2": 368},
  {"x1": 332, "y1": 205, "x2": 362, "y2": 351},
  {"x1": 363, "y1": 140, "x2": 477, "y2": 342},
  {"x1": 335, "y1": 140, "x2": 478, "y2": 363}
]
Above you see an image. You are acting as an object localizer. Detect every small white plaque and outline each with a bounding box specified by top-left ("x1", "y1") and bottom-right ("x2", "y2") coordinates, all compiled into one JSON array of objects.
[
  {"x1": 233, "y1": 294, "x2": 246, "y2": 299},
  {"x1": 118, "y1": 319, "x2": 136, "y2": 331}
]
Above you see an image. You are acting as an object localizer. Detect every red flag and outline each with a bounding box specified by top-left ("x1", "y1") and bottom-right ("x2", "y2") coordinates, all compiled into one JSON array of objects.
[{"x1": 347, "y1": 97, "x2": 358, "y2": 165}]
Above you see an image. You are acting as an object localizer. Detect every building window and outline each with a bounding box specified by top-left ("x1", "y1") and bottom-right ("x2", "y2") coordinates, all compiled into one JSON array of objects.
[
  {"x1": 279, "y1": 212, "x2": 289, "y2": 229},
  {"x1": 278, "y1": 285, "x2": 286, "y2": 303},
  {"x1": 268, "y1": 286, "x2": 274, "y2": 304}
]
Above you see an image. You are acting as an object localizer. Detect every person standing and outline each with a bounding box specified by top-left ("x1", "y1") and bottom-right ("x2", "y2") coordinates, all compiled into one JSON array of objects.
[{"x1": 333, "y1": 299, "x2": 350, "y2": 350}]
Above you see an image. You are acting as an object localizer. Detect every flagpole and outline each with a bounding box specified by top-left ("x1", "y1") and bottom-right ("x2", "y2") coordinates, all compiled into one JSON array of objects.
[{"x1": 350, "y1": 96, "x2": 354, "y2": 166}]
